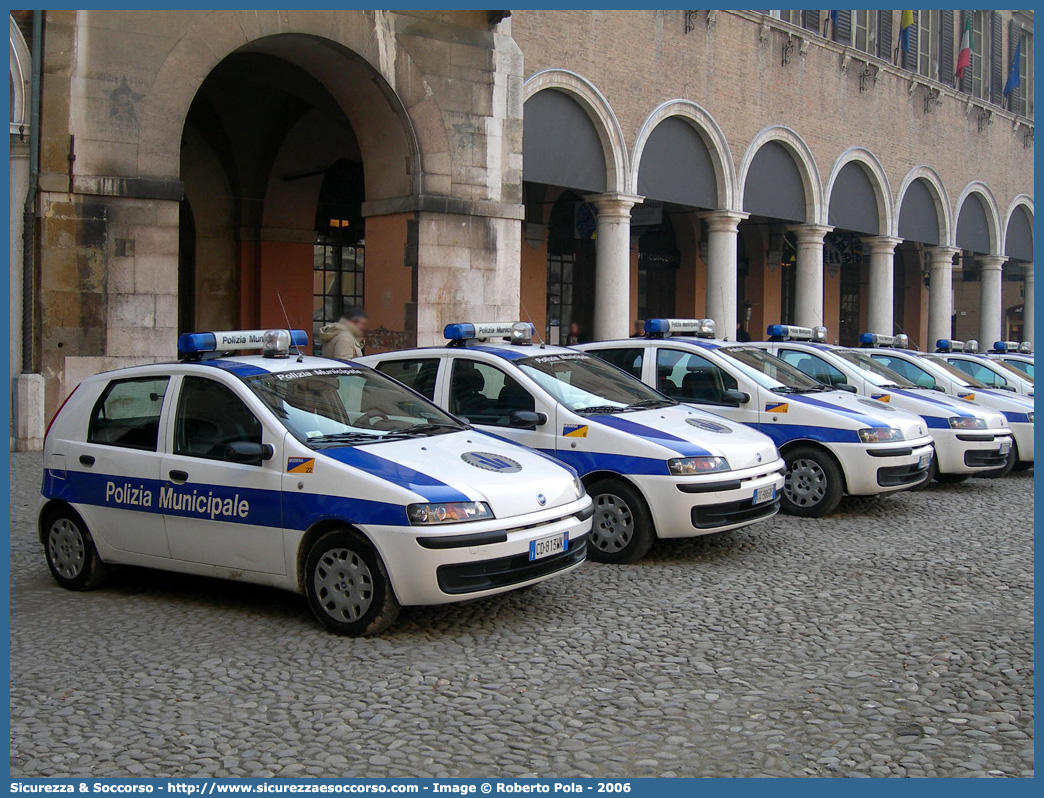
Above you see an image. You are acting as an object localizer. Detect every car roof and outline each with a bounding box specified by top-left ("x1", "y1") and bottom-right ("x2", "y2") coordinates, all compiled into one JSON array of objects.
[
  {"x1": 377, "y1": 342, "x2": 574, "y2": 361},
  {"x1": 82, "y1": 354, "x2": 372, "y2": 382}
]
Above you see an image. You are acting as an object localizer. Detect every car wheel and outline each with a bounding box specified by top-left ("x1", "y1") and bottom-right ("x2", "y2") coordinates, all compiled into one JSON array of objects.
[
  {"x1": 304, "y1": 529, "x2": 400, "y2": 636},
  {"x1": 780, "y1": 446, "x2": 844, "y2": 518},
  {"x1": 586, "y1": 478, "x2": 654, "y2": 564},
  {"x1": 910, "y1": 454, "x2": 938, "y2": 490},
  {"x1": 979, "y1": 443, "x2": 1017, "y2": 479},
  {"x1": 43, "y1": 507, "x2": 108, "y2": 591}
]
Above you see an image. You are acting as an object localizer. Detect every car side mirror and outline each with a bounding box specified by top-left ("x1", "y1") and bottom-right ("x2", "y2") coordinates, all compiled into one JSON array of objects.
[
  {"x1": 509, "y1": 410, "x2": 547, "y2": 428},
  {"x1": 226, "y1": 441, "x2": 274, "y2": 465},
  {"x1": 722, "y1": 389, "x2": 749, "y2": 406},
  {"x1": 836, "y1": 383, "x2": 857, "y2": 393}
]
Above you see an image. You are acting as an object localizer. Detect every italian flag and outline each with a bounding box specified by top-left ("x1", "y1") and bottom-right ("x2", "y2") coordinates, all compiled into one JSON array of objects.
[{"x1": 955, "y1": 14, "x2": 973, "y2": 83}]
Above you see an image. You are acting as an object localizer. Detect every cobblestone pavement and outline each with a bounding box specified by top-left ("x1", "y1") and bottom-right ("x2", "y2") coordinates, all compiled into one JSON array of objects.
[{"x1": 9, "y1": 452, "x2": 1034, "y2": 778}]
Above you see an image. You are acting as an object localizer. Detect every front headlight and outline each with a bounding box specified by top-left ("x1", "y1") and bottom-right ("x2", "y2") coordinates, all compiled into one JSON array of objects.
[
  {"x1": 858, "y1": 427, "x2": 904, "y2": 443},
  {"x1": 573, "y1": 476, "x2": 586, "y2": 498},
  {"x1": 667, "y1": 456, "x2": 730, "y2": 475},
  {"x1": 406, "y1": 501, "x2": 493, "y2": 525},
  {"x1": 948, "y1": 417, "x2": 987, "y2": 430},
  {"x1": 1028, "y1": 412, "x2": 1035, "y2": 424}
]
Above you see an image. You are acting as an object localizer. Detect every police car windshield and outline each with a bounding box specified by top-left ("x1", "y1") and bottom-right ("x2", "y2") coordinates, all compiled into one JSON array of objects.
[
  {"x1": 992, "y1": 358, "x2": 1033, "y2": 382},
  {"x1": 516, "y1": 352, "x2": 673, "y2": 413},
  {"x1": 246, "y1": 367, "x2": 464, "y2": 446},
  {"x1": 1003, "y1": 358, "x2": 1034, "y2": 378},
  {"x1": 718, "y1": 346, "x2": 825, "y2": 392},
  {"x1": 834, "y1": 350, "x2": 917, "y2": 388},
  {"x1": 920, "y1": 355, "x2": 988, "y2": 388}
]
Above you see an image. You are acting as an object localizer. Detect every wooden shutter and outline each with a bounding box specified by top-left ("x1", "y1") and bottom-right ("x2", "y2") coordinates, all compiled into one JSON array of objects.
[
  {"x1": 878, "y1": 10, "x2": 893, "y2": 61},
  {"x1": 990, "y1": 11, "x2": 1004, "y2": 103},
  {"x1": 834, "y1": 10, "x2": 852, "y2": 45},
  {"x1": 803, "y1": 10, "x2": 821, "y2": 34},
  {"x1": 939, "y1": 11, "x2": 955, "y2": 86},
  {"x1": 960, "y1": 10, "x2": 973, "y2": 92},
  {"x1": 1009, "y1": 19, "x2": 1023, "y2": 115},
  {"x1": 904, "y1": 11, "x2": 919, "y2": 70}
]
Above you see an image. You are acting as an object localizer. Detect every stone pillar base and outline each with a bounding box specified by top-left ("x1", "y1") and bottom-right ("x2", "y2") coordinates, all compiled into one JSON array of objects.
[{"x1": 13, "y1": 373, "x2": 46, "y2": 452}]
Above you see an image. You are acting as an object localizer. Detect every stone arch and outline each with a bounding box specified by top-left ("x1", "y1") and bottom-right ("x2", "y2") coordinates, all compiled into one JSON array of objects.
[
  {"x1": 1003, "y1": 195, "x2": 1034, "y2": 262},
  {"x1": 823, "y1": 147, "x2": 892, "y2": 236},
  {"x1": 737, "y1": 125, "x2": 823, "y2": 224},
  {"x1": 138, "y1": 11, "x2": 426, "y2": 201},
  {"x1": 523, "y1": 68, "x2": 629, "y2": 194},
  {"x1": 9, "y1": 14, "x2": 30, "y2": 131},
  {"x1": 954, "y1": 181, "x2": 1002, "y2": 255},
  {"x1": 630, "y1": 99, "x2": 734, "y2": 209},
  {"x1": 895, "y1": 166, "x2": 951, "y2": 246}
]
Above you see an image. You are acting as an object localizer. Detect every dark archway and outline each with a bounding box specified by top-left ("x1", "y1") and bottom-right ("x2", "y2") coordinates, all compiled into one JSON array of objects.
[
  {"x1": 897, "y1": 178, "x2": 943, "y2": 246},
  {"x1": 742, "y1": 142, "x2": 807, "y2": 223},
  {"x1": 523, "y1": 89, "x2": 607, "y2": 192},
  {"x1": 955, "y1": 194, "x2": 993, "y2": 255},
  {"x1": 828, "y1": 162, "x2": 882, "y2": 236}
]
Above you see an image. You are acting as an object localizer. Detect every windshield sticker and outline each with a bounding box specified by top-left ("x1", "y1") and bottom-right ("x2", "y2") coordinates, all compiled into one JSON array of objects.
[
  {"x1": 528, "y1": 353, "x2": 591, "y2": 364},
  {"x1": 461, "y1": 452, "x2": 522, "y2": 473},
  {"x1": 562, "y1": 424, "x2": 589, "y2": 438},
  {"x1": 287, "y1": 457, "x2": 315, "y2": 474},
  {"x1": 765, "y1": 402, "x2": 789, "y2": 413}
]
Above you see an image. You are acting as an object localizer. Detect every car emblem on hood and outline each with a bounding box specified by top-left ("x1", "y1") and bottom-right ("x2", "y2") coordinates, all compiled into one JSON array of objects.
[
  {"x1": 460, "y1": 452, "x2": 522, "y2": 473},
  {"x1": 537, "y1": 493, "x2": 546, "y2": 506},
  {"x1": 755, "y1": 452, "x2": 762, "y2": 462}
]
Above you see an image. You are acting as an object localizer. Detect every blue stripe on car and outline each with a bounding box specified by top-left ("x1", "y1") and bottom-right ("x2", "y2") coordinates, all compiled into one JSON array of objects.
[
  {"x1": 319, "y1": 447, "x2": 471, "y2": 503},
  {"x1": 584, "y1": 415, "x2": 712, "y2": 457},
  {"x1": 199, "y1": 360, "x2": 271, "y2": 377},
  {"x1": 538, "y1": 449, "x2": 670, "y2": 476}
]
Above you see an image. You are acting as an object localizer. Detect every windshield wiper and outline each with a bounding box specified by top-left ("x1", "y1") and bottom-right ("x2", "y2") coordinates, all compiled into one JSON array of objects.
[
  {"x1": 791, "y1": 384, "x2": 832, "y2": 393},
  {"x1": 377, "y1": 422, "x2": 464, "y2": 437},
  {"x1": 309, "y1": 431, "x2": 386, "y2": 444},
  {"x1": 625, "y1": 398, "x2": 676, "y2": 410},
  {"x1": 576, "y1": 404, "x2": 628, "y2": 415},
  {"x1": 770, "y1": 386, "x2": 799, "y2": 393}
]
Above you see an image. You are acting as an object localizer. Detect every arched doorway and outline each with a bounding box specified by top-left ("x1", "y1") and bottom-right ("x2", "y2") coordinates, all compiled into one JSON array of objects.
[{"x1": 177, "y1": 35, "x2": 417, "y2": 351}]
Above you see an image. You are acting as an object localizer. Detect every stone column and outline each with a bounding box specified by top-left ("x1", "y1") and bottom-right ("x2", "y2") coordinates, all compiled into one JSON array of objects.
[
  {"x1": 978, "y1": 255, "x2": 1007, "y2": 346},
  {"x1": 700, "y1": 210, "x2": 749, "y2": 339},
  {"x1": 789, "y1": 224, "x2": 833, "y2": 327},
  {"x1": 587, "y1": 193, "x2": 643, "y2": 341},
  {"x1": 926, "y1": 246, "x2": 960, "y2": 347},
  {"x1": 862, "y1": 236, "x2": 902, "y2": 335},
  {"x1": 1022, "y1": 263, "x2": 1034, "y2": 344}
]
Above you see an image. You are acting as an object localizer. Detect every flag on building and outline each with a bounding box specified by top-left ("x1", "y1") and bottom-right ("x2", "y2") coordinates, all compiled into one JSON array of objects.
[
  {"x1": 1004, "y1": 36, "x2": 1022, "y2": 96},
  {"x1": 956, "y1": 14, "x2": 973, "y2": 83},
  {"x1": 898, "y1": 11, "x2": 914, "y2": 53}
]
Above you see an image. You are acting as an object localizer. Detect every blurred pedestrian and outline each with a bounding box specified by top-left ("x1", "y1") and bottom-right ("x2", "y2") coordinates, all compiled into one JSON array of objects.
[
  {"x1": 320, "y1": 306, "x2": 368, "y2": 359},
  {"x1": 630, "y1": 320, "x2": 645, "y2": 338},
  {"x1": 565, "y1": 321, "x2": 590, "y2": 345},
  {"x1": 735, "y1": 321, "x2": 751, "y2": 342}
]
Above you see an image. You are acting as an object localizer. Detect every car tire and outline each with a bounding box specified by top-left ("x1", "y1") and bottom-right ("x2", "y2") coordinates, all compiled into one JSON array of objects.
[
  {"x1": 43, "y1": 507, "x2": 108, "y2": 591},
  {"x1": 910, "y1": 454, "x2": 938, "y2": 490},
  {"x1": 980, "y1": 443, "x2": 1017, "y2": 479},
  {"x1": 304, "y1": 529, "x2": 400, "y2": 636},
  {"x1": 780, "y1": 446, "x2": 844, "y2": 518},
  {"x1": 586, "y1": 478, "x2": 655, "y2": 564}
]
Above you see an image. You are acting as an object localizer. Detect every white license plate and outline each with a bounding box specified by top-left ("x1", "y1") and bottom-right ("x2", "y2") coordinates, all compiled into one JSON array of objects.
[
  {"x1": 998, "y1": 440, "x2": 1012, "y2": 455},
  {"x1": 752, "y1": 485, "x2": 776, "y2": 505},
  {"x1": 918, "y1": 453, "x2": 932, "y2": 469},
  {"x1": 530, "y1": 531, "x2": 568, "y2": 561}
]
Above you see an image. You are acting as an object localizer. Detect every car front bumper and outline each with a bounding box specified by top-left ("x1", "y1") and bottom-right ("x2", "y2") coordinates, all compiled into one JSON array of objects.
[{"x1": 836, "y1": 437, "x2": 935, "y2": 495}]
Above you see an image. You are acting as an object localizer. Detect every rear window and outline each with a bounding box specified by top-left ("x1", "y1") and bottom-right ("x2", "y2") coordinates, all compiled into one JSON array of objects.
[{"x1": 87, "y1": 377, "x2": 169, "y2": 451}]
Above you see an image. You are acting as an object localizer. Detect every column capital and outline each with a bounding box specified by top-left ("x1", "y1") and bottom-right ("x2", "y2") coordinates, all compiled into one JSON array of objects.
[
  {"x1": 698, "y1": 209, "x2": 749, "y2": 232},
  {"x1": 925, "y1": 246, "x2": 960, "y2": 267},
  {"x1": 787, "y1": 223, "x2": 833, "y2": 244},
  {"x1": 860, "y1": 235, "x2": 903, "y2": 254},
  {"x1": 585, "y1": 192, "x2": 644, "y2": 218},
  {"x1": 977, "y1": 254, "x2": 1008, "y2": 271}
]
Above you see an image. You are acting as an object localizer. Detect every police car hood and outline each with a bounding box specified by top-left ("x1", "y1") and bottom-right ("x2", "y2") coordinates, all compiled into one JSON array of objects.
[
  {"x1": 888, "y1": 389, "x2": 1009, "y2": 428},
  {"x1": 324, "y1": 430, "x2": 579, "y2": 519},
  {"x1": 592, "y1": 405, "x2": 780, "y2": 470},
  {"x1": 973, "y1": 389, "x2": 1036, "y2": 417},
  {"x1": 786, "y1": 390, "x2": 929, "y2": 439}
]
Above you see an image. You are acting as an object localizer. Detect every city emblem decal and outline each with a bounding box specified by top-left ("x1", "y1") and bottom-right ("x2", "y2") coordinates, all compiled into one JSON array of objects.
[
  {"x1": 562, "y1": 424, "x2": 589, "y2": 438},
  {"x1": 287, "y1": 457, "x2": 315, "y2": 474},
  {"x1": 765, "y1": 402, "x2": 789, "y2": 414},
  {"x1": 461, "y1": 452, "x2": 522, "y2": 473}
]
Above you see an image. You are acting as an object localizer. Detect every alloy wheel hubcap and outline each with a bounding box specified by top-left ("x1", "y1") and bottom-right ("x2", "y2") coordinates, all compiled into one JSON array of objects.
[
  {"x1": 48, "y1": 519, "x2": 86, "y2": 579},
  {"x1": 785, "y1": 458, "x2": 828, "y2": 507},
  {"x1": 592, "y1": 493, "x2": 634, "y2": 552},
  {"x1": 314, "y1": 548, "x2": 374, "y2": 622}
]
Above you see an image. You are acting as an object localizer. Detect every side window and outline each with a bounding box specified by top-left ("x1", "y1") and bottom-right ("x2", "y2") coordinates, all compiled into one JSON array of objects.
[
  {"x1": 871, "y1": 355, "x2": 935, "y2": 389},
  {"x1": 778, "y1": 349, "x2": 847, "y2": 386},
  {"x1": 448, "y1": 359, "x2": 534, "y2": 426},
  {"x1": 593, "y1": 347, "x2": 644, "y2": 380},
  {"x1": 948, "y1": 359, "x2": 1005, "y2": 387},
  {"x1": 375, "y1": 358, "x2": 440, "y2": 400},
  {"x1": 174, "y1": 377, "x2": 263, "y2": 461},
  {"x1": 88, "y1": 377, "x2": 169, "y2": 451},
  {"x1": 655, "y1": 349, "x2": 737, "y2": 403}
]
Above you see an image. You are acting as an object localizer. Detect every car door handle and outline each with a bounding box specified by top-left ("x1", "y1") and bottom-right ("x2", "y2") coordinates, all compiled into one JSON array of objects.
[
  {"x1": 168, "y1": 470, "x2": 189, "y2": 484},
  {"x1": 78, "y1": 455, "x2": 95, "y2": 467}
]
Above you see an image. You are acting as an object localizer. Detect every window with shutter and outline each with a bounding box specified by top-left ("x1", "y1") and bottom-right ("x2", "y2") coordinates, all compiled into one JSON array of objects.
[
  {"x1": 834, "y1": 10, "x2": 852, "y2": 46},
  {"x1": 939, "y1": 11, "x2": 955, "y2": 87},
  {"x1": 852, "y1": 11, "x2": 876, "y2": 54},
  {"x1": 878, "y1": 11, "x2": 893, "y2": 61},
  {"x1": 1010, "y1": 22, "x2": 1033, "y2": 118},
  {"x1": 969, "y1": 11, "x2": 991, "y2": 99},
  {"x1": 803, "y1": 10, "x2": 821, "y2": 34},
  {"x1": 918, "y1": 10, "x2": 940, "y2": 80},
  {"x1": 990, "y1": 11, "x2": 1004, "y2": 104},
  {"x1": 904, "y1": 10, "x2": 919, "y2": 71}
]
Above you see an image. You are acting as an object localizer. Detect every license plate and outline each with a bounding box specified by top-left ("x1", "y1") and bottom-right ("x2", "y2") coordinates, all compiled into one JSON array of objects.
[
  {"x1": 918, "y1": 453, "x2": 932, "y2": 469},
  {"x1": 529, "y1": 531, "x2": 568, "y2": 561},
  {"x1": 999, "y1": 440, "x2": 1012, "y2": 455},
  {"x1": 752, "y1": 485, "x2": 776, "y2": 505}
]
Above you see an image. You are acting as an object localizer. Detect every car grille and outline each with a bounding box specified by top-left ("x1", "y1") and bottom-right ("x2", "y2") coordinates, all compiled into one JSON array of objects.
[
  {"x1": 436, "y1": 536, "x2": 587, "y2": 595},
  {"x1": 876, "y1": 462, "x2": 929, "y2": 487},
  {"x1": 691, "y1": 498, "x2": 779, "y2": 530},
  {"x1": 964, "y1": 449, "x2": 1010, "y2": 468}
]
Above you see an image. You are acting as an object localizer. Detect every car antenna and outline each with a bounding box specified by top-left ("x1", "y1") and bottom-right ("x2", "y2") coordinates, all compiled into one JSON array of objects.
[{"x1": 277, "y1": 292, "x2": 304, "y2": 362}]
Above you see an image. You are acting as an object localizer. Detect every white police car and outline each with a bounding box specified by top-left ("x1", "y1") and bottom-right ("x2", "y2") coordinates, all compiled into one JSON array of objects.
[
  {"x1": 577, "y1": 320, "x2": 935, "y2": 518},
  {"x1": 358, "y1": 322, "x2": 784, "y2": 564},
  {"x1": 935, "y1": 340, "x2": 1034, "y2": 397},
  {"x1": 986, "y1": 341, "x2": 1034, "y2": 380},
  {"x1": 857, "y1": 333, "x2": 1033, "y2": 474},
  {"x1": 40, "y1": 329, "x2": 593, "y2": 636},
  {"x1": 755, "y1": 326, "x2": 1013, "y2": 484}
]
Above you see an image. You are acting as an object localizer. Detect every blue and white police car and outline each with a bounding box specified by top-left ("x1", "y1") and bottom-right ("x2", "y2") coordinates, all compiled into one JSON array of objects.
[
  {"x1": 358, "y1": 321, "x2": 784, "y2": 564},
  {"x1": 935, "y1": 339, "x2": 1034, "y2": 397},
  {"x1": 755, "y1": 325, "x2": 1013, "y2": 484},
  {"x1": 986, "y1": 341, "x2": 1034, "y2": 380},
  {"x1": 577, "y1": 319, "x2": 935, "y2": 518},
  {"x1": 40, "y1": 329, "x2": 593, "y2": 636},
  {"x1": 857, "y1": 333, "x2": 1033, "y2": 474}
]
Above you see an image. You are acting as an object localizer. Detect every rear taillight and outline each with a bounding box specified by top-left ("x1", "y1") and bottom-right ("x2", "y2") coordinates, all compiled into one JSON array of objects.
[{"x1": 45, "y1": 383, "x2": 80, "y2": 441}]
